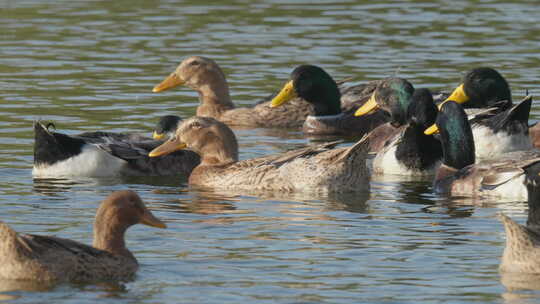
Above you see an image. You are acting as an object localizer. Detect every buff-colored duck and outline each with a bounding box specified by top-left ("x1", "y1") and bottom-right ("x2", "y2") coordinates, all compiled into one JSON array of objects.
[
  {"x1": 425, "y1": 67, "x2": 532, "y2": 159},
  {"x1": 269, "y1": 65, "x2": 387, "y2": 135},
  {"x1": 500, "y1": 164, "x2": 540, "y2": 273},
  {"x1": 148, "y1": 116, "x2": 370, "y2": 193},
  {"x1": 433, "y1": 100, "x2": 540, "y2": 200},
  {"x1": 0, "y1": 190, "x2": 166, "y2": 282}
]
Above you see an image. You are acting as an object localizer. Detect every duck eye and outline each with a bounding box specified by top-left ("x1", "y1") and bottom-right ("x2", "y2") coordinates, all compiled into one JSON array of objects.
[
  {"x1": 189, "y1": 60, "x2": 200, "y2": 66},
  {"x1": 189, "y1": 121, "x2": 202, "y2": 129}
]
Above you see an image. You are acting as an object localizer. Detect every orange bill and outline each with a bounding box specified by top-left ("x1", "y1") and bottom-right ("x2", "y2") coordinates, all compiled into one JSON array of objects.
[
  {"x1": 149, "y1": 140, "x2": 187, "y2": 157},
  {"x1": 153, "y1": 73, "x2": 184, "y2": 93},
  {"x1": 140, "y1": 208, "x2": 167, "y2": 229}
]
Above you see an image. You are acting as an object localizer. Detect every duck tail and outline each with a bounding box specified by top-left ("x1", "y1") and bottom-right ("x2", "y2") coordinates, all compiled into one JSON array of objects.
[
  {"x1": 33, "y1": 121, "x2": 85, "y2": 166},
  {"x1": 334, "y1": 134, "x2": 369, "y2": 164},
  {"x1": 0, "y1": 221, "x2": 34, "y2": 259},
  {"x1": 489, "y1": 95, "x2": 532, "y2": 134},
  {"x1": 499, "y1": 213, "x2": 536, "y2": 250}
]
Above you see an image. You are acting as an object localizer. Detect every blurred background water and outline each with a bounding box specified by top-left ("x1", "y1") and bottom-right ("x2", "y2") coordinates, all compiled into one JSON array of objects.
[{"x1": 1, "y1": 0, "x2": 540, "y2": 302}]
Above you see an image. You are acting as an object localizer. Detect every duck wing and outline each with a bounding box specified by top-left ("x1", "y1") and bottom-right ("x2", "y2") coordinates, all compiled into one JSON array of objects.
[
  {"x1": 96, "y1": 139, "x2": 200, "y2": 176},
  {"x1": 0, "y1": 222, "x2": 122, "y2": 282},
  {"x1": 34, "y1": 122, "x2": 200, "y2": 177}
]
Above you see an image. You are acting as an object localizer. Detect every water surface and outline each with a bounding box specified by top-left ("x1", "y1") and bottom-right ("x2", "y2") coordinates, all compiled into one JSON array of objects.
[{"x1": 1, "y1": 0, "x2": 540, "y2": 303}]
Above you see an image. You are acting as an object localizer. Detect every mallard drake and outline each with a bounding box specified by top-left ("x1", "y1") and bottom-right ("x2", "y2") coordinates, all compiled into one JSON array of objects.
[
  {"x1": 270, "y1": 65, "x2": 388, "y2": 135},
  {"x1": 0, "y1": 190, "x2": 166, "y2": 282},
  {"x1": 500, "y1": 164, "x2": 540, "y2": 273},
  {"x1": 425, "y1": 67, "x2": 532, "y2": 159},
  {"x1": 148, "y1": 116, "x2": 370, "y2": 193},
  {"x1": 433, "y1": 100, "x2": 540, "y2": 199},
  {"x1": 33, "y1": 117, "x2": 200, "y2": 178},
  {"x1": 354, "y1": 79, "x2": 442, "y2": 176},
  {"x1": 152, "y1": 56, "x2": 314, "y2": 128}
]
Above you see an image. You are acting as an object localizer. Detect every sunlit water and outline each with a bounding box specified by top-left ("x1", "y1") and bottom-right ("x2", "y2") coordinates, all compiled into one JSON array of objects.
[{"x1": 1, "y1": 0, "x2": 540, "y2": 302}]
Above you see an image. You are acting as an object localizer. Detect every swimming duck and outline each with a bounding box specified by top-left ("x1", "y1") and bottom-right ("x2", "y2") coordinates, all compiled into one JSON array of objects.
[
  {"x1": 354, "y1": 79, "x2": 442, "y2": 176},
  {"x1": 433, "y1": 100, "x2": 540, "y2": 199},
  {"x1": 500, "y1": 163, "x2": 540, "y2": 273},
  {"x1": 148, "y1": 116, "x2": 370, "y2": 193},
  {"x1": 0, "y1": 190, "x2": 166, "y2": 282},
  {"x1": 270, "y1": 65, "x2": 388, "y2": 135},
  {"x1": 152, "y1": 56, "x2": 314, "y2": 128},
  {"x1": 425, "y1": 67, "x2": 532, "y2": 159},
  {"x1": 33, "y1": 116, "x2": 200, "y2": 178}
]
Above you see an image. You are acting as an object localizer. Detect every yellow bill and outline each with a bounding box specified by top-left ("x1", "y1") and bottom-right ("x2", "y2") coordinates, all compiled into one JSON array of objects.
[
  {"x1": 424, "y1": 124, "x2": 440, "y2": 135},
  {"x1": 354, "y1": 92, "x2": 379, "y2": 116},
  {"x1": 148, "y1": 140, "x2": 187, "y2": 157},
  {"x1": 153, "y1": 131, "x2": 165, "y2": 140},
  {"x1": 437, "y1": 83, "x2": 469, "y2": 109},
  {"x1": 270, "y1": 80, "x2": 297, "y2": 107},
  {"x1": 153, "y1": 73, "x2": 184, "y2": 93},
  {"x1": 425, "y1": 84, "x2": 470, "y2": 134},
  {"x1": 140, "y1": 208, "x2": 167, "y2": 229}
]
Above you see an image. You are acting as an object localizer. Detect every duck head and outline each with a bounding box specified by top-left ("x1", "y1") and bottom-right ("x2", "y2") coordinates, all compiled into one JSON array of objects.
[
  {"x1": 153, "y1": 115, "x2": 182, "y2": 140},
  {"x1": 354, "y1": 78, "x2": 416, "y2": 128},
  {"x1": 270, "y1": 65, "x2": 341, "y2": 116},
  {"x1": 149, "y1": 116, "x2": 238, "y2": 165},
  {"x1": 93, "y1": 190, "x2": 166, "y2": 256},
  {"x1": 153, "y1": 56, "x2": 228, "y2": 92},
  {"x1": 407, "y1": 88, "x2": 438, "y2": 130},
  {"x1": 425, "y1": 67, "x2": 511, "y2": 135},
  {"x1": 444, "y1": 67, "x2": 512, "y2": 109}
]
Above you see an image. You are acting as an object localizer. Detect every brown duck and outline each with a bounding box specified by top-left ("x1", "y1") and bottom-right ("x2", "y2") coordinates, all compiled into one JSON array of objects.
[
  {"x1": 0, "y1": 190, "x2": 166, "y2": 282},
  {"x1": 500, "y1": 163, "x2": 540, "y2": 273},
  {"x1": 148, "y1": 116, "x2": 370, "y2": 193}
]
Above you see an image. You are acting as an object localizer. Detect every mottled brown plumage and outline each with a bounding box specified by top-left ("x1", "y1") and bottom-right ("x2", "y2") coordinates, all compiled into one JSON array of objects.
[
  {"x1": 0, "y1": 191, "x2": 166, "y2": 283},
  {"x1": 149, "y1": 117, "x2": 370, "y2": 193},
  {"x1": 529, "y1": 122, "x2": 540, "y2": 149},
  {"x1": 499, "y1": 214, "x2": 540, "y2": 274}
]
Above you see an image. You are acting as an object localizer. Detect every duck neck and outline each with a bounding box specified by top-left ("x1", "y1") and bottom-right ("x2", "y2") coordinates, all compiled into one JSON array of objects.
[
  {"x1": 93, "y1": 219, "x2": 134, "y2": 260},
  {"x1": 527, "y1": 185, "x2": 540, "y2": 231},
  {"x1": 198, "y1": 138, "x2": 238, "y2": 167},
  {"x1": 311, "y1": 92, "x2": 341, "y2": 116},
  {"x1": 439, "y1": 121, "x2": 475, "y2": 170},
  {"x1": 395, "y1": 125, "x2": 442, "y2": 170},
  {"x1": 196, "y1": 82, "x2": 235, "y2": 118}
]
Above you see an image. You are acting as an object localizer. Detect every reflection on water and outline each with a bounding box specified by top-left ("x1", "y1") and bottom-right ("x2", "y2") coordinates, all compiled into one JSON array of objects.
[{"x1": 2, "y1": 0, "x2": 540, "y2": 302}]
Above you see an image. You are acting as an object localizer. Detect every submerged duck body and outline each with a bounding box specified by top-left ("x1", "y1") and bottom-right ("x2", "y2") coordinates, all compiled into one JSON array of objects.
[
  {"x1": 0, "y1": 191, "x2": 166, "y2": 282},
  {"x1": 33, "y1": 117, "x2": 200, "y2": 178},
  {"x1": 425, "y1": 67, "x2": 532, "y2": 159},
  {"x1": 148, "y1": 116, "x2": 370, "y2": 193},
  {"x1": 354, "y1": 79, "x2": 442, "y2": 176},
  {"x1": 433, "y1": 100, "x2": 540, "y2": 200},
  {"x1": 500, "y1": 165, "x2": 540, "y2": 273}
]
